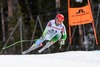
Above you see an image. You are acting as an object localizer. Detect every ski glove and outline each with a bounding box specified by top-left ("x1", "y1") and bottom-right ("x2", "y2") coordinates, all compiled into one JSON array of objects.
[
  {"x1": 60, "y1": 39, "x2": 65, "y2": 45},
  {"x1": 59, "y1": 39, "x2": 65, "y2": 49}
]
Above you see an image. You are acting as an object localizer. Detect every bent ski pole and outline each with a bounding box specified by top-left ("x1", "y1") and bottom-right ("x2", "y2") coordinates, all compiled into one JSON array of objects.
[{"x1": 3, "y1": 40, "x2": 37, "y2": 50}]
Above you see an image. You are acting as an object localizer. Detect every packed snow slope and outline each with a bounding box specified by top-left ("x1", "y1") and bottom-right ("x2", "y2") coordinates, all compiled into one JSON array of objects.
[{"x1": 0, "y1": 51, "x2": 100, "y2": 67}]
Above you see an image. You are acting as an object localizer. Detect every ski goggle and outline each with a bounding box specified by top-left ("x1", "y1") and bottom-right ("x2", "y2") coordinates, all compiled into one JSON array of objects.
[{"x1": 56, "y1": 18, "x2": 63, "y2": 23}]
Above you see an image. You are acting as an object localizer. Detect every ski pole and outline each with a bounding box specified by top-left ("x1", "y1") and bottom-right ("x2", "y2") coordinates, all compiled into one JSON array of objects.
[{"x1": 3, "y1": 39, "x2": 38, "y2": 50}]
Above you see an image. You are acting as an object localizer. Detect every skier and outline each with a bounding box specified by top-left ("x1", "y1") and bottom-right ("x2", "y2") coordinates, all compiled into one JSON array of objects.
[{"x1": 22, "y1": 14, "x2": 67, "y2": 54}]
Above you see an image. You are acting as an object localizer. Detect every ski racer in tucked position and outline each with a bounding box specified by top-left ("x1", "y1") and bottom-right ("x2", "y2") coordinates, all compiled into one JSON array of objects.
[{"x1": 22, "y1": 14, "x2": 67, "y2": 54}]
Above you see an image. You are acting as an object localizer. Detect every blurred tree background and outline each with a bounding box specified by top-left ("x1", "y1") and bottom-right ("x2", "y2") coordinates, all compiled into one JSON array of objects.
[{"x1": 0, "y1": 0, "x2": 100, "y2": 54}]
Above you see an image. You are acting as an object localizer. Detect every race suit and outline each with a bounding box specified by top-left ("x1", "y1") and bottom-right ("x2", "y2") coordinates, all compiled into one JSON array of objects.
[{"x1": 35, "y1": 19, "x2": 67, "y2": 45}]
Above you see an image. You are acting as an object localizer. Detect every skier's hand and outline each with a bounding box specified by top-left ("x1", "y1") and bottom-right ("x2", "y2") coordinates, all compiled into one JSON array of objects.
[
  {"x1": 40, "y1": 36, "x2": 45, "y2": 40},
  {"x1": 59, "y1": 39, "x2": 65, "y2": 49},
  {"x1": 60, "y1": 39, "x2": 65, "y2": 45}
]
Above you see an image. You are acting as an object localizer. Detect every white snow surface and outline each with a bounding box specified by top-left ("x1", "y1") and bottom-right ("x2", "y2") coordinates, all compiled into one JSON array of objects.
[{"x1": 0, "y1": 51, "x2": 100, "y2": 67}]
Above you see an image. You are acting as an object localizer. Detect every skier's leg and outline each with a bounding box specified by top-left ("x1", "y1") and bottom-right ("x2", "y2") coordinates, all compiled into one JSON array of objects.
[
  {"x1": 38, "y1": 33, "x2": 61, "y2": 53},
  {"x1": 22, "y1": 44, "x2": 41, "y2": 54},
  {"x1": 22, "y1": 36, "x2": 45, "y2": 54},
  {"x1": 38, "y1": 42, "x2": 52, "y2": 53}
]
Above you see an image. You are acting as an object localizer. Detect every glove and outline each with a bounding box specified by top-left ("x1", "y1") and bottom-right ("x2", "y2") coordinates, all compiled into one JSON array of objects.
[
  {"x1": 60, "y1": 39, "x2": 65, "y2": 45},
  {"x1": 59, "y1": 39, "x2": 65, "y2": 49}
]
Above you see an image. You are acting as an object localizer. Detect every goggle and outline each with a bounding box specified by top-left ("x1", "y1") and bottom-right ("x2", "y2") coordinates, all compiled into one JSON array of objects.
[{"x1": 56, "y1": 18, "x2": 63, "y2": 23}]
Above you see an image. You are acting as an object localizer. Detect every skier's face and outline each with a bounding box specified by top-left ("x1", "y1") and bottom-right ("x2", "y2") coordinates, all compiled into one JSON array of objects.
[{"x1": 56, "y1": 18, "x2": 63, "y2": 25}]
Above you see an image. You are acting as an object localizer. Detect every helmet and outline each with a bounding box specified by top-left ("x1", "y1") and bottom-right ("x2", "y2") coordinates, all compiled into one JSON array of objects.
[{"x1": 55, "y1": 14, "x2": 64, "y2": 23}]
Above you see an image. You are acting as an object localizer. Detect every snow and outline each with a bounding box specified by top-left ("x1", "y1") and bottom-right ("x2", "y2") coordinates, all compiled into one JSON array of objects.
[{"x1": 0, "y1": 51, "x2": 100, "y2": 67}]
